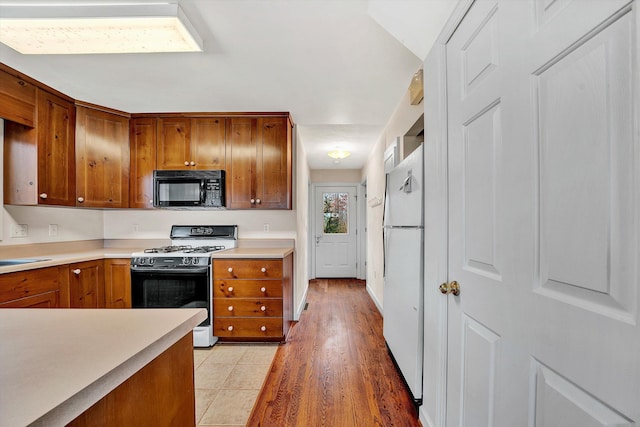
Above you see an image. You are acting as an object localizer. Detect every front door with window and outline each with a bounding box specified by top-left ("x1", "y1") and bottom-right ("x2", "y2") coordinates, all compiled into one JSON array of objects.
[{"x1": 314, "y1": 185, "x2": 357, "y2": 278}]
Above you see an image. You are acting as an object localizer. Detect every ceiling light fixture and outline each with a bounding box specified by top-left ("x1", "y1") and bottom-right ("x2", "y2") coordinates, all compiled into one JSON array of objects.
[
  {"x1": 0, "y1": 3, "x2": 203, "y2": 54},
  {"x1": 327, "y1": 149, "x2": 351, "y2": 160}
]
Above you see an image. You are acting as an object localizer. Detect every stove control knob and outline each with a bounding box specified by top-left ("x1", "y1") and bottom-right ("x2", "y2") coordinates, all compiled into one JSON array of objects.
[
  {"x1": 182, "y1": 257, "x2": 189, "y2": 265},
  {"x1": 149, "y1": 258, "x2": 155, "y2": 265},
  {"x1": 193, "y1": 258, "x2": 200, "y2": 265},
  {"x1": 139, "y1": 258, "x2": 145, "y2": 264}
]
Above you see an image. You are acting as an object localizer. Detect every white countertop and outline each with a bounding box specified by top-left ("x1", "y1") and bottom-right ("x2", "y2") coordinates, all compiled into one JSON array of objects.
[
  {"x1": 212, "y1": 247, "x2": 294, "y2": 259},
  {"x1": 0, "y1": 308, "x2": 206, "y2": 426}
]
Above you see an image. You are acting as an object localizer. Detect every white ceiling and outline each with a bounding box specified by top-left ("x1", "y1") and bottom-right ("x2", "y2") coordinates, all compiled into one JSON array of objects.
[{"x1": 0, "y1": 0, "x2": 453, "y2": 170}]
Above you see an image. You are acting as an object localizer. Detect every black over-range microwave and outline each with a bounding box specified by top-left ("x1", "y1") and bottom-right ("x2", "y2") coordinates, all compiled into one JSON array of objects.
[{"x1": 153, "y1": 170, "x2": 225, "y2": 208}]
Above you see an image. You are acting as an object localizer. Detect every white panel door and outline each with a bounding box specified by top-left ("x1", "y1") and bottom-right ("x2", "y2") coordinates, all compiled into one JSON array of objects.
[
  {"x1": 445, "y1": 0, "x2": 638, "y2": 426},
  {"x1": 314, "y1": 185, "x2": 357, "y2": 278}
]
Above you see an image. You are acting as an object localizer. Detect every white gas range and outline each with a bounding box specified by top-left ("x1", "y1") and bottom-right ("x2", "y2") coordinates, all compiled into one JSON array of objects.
[{"x1": 130, "y1": 225, "x2": 238, "y2": 347}]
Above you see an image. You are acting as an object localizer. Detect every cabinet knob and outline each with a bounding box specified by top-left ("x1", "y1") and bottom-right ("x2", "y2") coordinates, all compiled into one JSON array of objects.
[
  {"x1": 72, "y1": 269, "x2": 81, "y2": 275},
  {"x1": 250, "y1": 198, "x2": 256, "y2": 204},
  {"x1": 227, "y1": 325, "x2": 234, "y2": 332},
  {"x1": 256, "y1": 198, "x2": 261, "y2": 204},
  {"x1": 227, "y1": 286, "x2": 234, "y2": 292},
  {"x1": 39, "y1": 193, "x2": 48, "y2": 199},
  {"x1": 190, "y1": 161, "x2": 196, "y2": 166},
  {"x1": 228, "y1": 306, "x2": 234, "y2": 312},
  {"x1": 77, "y1": 197, "x2": 84, "y2": 203},
  {"x1": 261, "y1": 267, "x2": 267, "y2": 273},
  {"x1": 227, "y1": 267, "x2": 233, "y2": 273},
  {"x1": 260, "y1": 325, "x2": 267, "y2": 332},
  {"x1": 260, "y1": 287, "x2": 267, "y2": 293},
  {"x1": 184, "y1": 161, "x2": 189, "y2": 166},
  {"x1": 260, "y1": 305, "x2": 266, "y2": 312}
]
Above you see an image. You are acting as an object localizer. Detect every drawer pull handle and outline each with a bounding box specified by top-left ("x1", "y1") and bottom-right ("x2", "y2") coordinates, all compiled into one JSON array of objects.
[
  {"x1": 228, "y1": 306, "x2": 234, "y2": 312},
  {"x1": 227, "y1": 267, "x2": 233, "y2": 273},
  {"x1": 261, "y1": 267, "x2": 267, "y2": 273},
  {"x1": 227, "y1": 325, "x2": 234, "y2": 331},
  {"x1": 260, "y1": 287, "x2": 267, "y2": 293},
  {"x1": 227, "y1": 286, "x2": 234, "y2": 292},
  {"x1": 72, "y1": 269, "x2": 81, "y2": 275},
  {"x1": 260, "y1": 325, "x2": 267, "y2": 332},
  {"x1": 260, "y1": 305, "x2": 266, "y2": 312}
]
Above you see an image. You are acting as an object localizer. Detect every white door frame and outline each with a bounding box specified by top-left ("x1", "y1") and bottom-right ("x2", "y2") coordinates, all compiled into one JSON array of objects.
[
  {"x1": 421, "y1": 1, "x2": 475, "y2": 427},
  {"x1": 358, "y1": 180, "x2": 367, "y2": 280},
  {"x1": 310, "y1": 182, "x2": 361, "y2": 279}
]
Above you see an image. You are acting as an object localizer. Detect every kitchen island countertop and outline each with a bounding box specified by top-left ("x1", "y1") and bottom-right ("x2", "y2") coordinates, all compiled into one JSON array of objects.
[{"x1": 0, "y1": 308, "x2": 206, "y2": 426}]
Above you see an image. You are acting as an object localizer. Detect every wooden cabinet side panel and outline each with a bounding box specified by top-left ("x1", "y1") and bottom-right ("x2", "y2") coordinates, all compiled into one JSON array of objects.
[
  {"x1": 69, "y1": 260, "x2": 105, "y2": 308},
  {"x1": 104, "y1": 258, "x2": 132, "y2": 309},
  {"x1": 67, "y1": 333, "x2": 196, "y2": 427},
  {"x1": 225, "y1": 118, "x2": 257, "y2": 209},
  {"x1": 191, "y1": 117, "x2": 226, "y2": 169},
  {"x1": 75, "y1": 106, "x2": 130, "y2": 208},
  {"x1": 37, "y1": 89, "x2": 76, "y2": 206},
  {"x1": 4, "y1": 121, "x2": 38, "y2": 205},
  {"x1": 282, "y1": 252, "x2": 294, "y2": 338},
  {"x1": 156, "y1": 118, "x2": 190, "y2": 170},
  {"x1": 257, "y1": 117, "x2": 291, "y2": 209},
  {"x1": 129, "y1": 118, "x2": 156, "y2": 208}
]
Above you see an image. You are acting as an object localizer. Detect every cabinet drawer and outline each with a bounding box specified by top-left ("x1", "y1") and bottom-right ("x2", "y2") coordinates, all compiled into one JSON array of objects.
[
  {"x1": 0, "y1": 290, "x2": 59, "y2": 308},
  {"x1": 0, "y1": 69, "x2": 36, "y2": 127},
  {"x1": 0, "y1": 266, "x2": 67, "y2": 305},
  {"x1": 213, "y1": 279, "x2": 283, "y2": 298},
  {"x1": 213, "y1": 259, "x2": 282, "y2": 279},
  {"x1": 214, "y1": 298, "x2": 283, "y2": 317},
  {"x1": 214, "y1": 317, "x2": 283, "y2": 338}
]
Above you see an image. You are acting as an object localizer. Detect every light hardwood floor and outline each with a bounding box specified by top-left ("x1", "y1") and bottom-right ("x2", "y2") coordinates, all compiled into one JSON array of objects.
[{"x1": 248, "y1": 279, "x2": 422, "y2": 427}]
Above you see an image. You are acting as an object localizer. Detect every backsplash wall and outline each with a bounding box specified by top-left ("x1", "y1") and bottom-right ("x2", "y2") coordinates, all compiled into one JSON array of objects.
[{"x1": 103, "y1": 209, "x2": 297, "y2": 240}]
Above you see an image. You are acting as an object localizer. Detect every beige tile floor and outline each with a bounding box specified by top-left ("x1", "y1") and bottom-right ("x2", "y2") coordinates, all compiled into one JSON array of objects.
[{"x1": 193, "y1": 343, "x2": 278, "y2": 427}]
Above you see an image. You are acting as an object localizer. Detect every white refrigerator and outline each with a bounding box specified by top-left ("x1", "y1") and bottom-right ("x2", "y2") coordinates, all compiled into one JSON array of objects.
[{"x1": 383, "y1": 144, "x2": 424, "y2": 404}]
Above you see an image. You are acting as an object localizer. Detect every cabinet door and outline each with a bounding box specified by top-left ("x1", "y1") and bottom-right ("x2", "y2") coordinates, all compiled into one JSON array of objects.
[
  {"x1": 37, "y1": 89, "x2": 76, "y2": 206},
  {"x1": 191, "y1": 118, "x2": 226, "y2": 169},
  {"x1": 75, "y1": 106, "x2": 130, "y2": 208},
  {"x1": 0, "y1": 291, "x2": 59, "y2": 308},
  {"x1": 225, "y1": 117, "x2": 258, "y2": 209},
  {"x1": 256, "y1": 117, "x2": 291, "y2": 209},
  {"x1": 130, "y1": 118, "x2": 156, "y2": 208},
  {"x1": 104, "y1": 258, "x2": 131, "y2": 308},
  {"x1": 157, "y1": 118, "x2": 191, "y2": 170},
  {"x1": 70, "y1": 260, "x2": 104, "y2": 308}
]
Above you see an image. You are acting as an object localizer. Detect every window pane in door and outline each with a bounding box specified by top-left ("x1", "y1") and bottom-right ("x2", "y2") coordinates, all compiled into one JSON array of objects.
[{"x1": 323, "y1": 192, "x2": 349, "y2": 234}]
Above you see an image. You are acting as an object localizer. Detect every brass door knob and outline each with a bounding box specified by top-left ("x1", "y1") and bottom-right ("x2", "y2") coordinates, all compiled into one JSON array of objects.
[{"x1": 439, "y1": 281, "x2": 460, "y2": 296}]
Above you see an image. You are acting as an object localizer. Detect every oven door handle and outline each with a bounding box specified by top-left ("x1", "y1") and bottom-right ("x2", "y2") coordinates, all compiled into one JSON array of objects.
[{"x1": 130, "y1": 266, "x2": 210, "y2": 274}]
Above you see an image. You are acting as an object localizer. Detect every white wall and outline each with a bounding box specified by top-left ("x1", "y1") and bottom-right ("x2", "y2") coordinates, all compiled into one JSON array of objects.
[
  {"x1": 294, "y1": 127, "x2": 310, "y2": 319},
  {"x1": 361, "y1": 84, "x2": 425, "y2": 311}
]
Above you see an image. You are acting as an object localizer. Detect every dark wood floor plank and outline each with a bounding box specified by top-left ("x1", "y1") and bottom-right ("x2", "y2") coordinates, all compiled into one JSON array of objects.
[{"x1": 248, "y1": 279, "x2": 421, "y2": 427}]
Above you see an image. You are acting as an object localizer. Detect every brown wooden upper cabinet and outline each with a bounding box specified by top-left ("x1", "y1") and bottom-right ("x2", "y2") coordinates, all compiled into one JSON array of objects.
[
  {"x1": 75, "y1": 104, "x2": 130, "y2": 208},
  {"x1": 4, "y1": 88, "x2": 76, "y2": 206},
  {"x1": 0, "y1": 67, "x2": 36, "y2": 127},
  {"x1": 129, "y1": 117, "x2": 157, "y2": 209},
  {"x1": 225, "y1": 117, "x2": 292, "y2": 209},
  {"x1": 156, "y1": 117, "x2": 225, "y2": 170}
]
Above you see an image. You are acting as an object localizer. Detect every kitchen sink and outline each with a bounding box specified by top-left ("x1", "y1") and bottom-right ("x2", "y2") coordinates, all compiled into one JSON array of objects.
[{"x1": 0, "y1": 259, "x2": 50, "y2": 267}]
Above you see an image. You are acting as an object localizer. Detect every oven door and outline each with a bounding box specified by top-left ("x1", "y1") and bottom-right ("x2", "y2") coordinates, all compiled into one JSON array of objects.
[{"x1": 130, "y1": 266, "x2": 211, "y2": 327}]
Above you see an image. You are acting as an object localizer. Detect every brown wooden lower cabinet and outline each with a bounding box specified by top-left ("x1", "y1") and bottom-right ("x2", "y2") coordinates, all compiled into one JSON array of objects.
[
  {"x1": 67, "y1": 333, "x2": 196, "y2": 426},
  {"x1": 69, "y1": 260, "x2": 104, "y2": 308},
  {"x1": 212, "y1": 253, "x2": 293, "y2": 341},
  {"x1": 0, "y1": 259, "x2": 132, "y2": 310},
  {"x1": 104, "y1": 258, "x2": 131, "y2": 308},
  {"x1": 0, "y1": 265, "x2": 69, "y2": 308}
]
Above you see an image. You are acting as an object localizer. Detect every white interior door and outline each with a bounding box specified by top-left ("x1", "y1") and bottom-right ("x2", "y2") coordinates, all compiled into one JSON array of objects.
[
  {"x1": 314, "y1": 185, "x2": 357, "y2": 278},
  {"x1": 445, "y1": 1, "x2": 639, "y2": 426}
]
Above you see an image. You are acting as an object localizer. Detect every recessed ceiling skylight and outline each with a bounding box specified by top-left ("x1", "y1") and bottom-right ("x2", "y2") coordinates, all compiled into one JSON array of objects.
[{"x1": 0, "y1": 3, "x2": 203, "y2": 54}]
